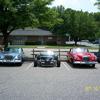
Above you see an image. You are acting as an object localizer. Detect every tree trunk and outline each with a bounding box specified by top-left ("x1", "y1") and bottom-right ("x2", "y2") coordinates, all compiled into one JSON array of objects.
[
  {"x1": 3, "y1": 33, "x2": 9, "y2": 49},
  {"x1": 75, "y1": 40, "x2": 77, "y2": 46},
  {"x1": 74, "y1": 37, "x2": 78, "y2": 46}
]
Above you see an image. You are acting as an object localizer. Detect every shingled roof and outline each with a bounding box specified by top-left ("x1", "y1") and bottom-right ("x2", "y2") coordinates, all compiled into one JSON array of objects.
[
  {"x1": 11, "y1": 28, "x2": 53, "y2": 36},
  {"x1": 0, "y1": 28, "x2": 53, "y2": 36}
]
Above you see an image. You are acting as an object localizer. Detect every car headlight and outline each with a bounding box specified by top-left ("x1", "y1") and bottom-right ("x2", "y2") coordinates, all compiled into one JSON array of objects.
[
  {"x1": 15, "y1": 55, "x2": 21, "y2": 60},
  {"x1": 91, "y1": 56, "x2": 97, "y2": 61},
  {"x1": 73, "y1": 56, "x2": 81, "y2": 61},
  {"x1": 0, "y1": 56, "x2": 4, "y2": 60}
]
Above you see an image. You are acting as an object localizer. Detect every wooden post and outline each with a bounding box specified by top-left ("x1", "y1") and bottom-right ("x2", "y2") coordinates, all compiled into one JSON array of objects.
[
  {"x1": 59, "y1": 49, "x2": 60, "y2": 59},
  {"x1": 33, "y1": 49, "x2": 34, "y2": 60}
]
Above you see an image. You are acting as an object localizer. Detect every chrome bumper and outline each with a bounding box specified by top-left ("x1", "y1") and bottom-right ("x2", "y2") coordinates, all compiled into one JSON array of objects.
[
  {"x1": 73, "y1": 61, "x2": 97, "y2": 64},
  {"x1": 40, "y1": 61, "x2": 55, "y2": 66},
  {"x1": 0, "y1": 60, "x2": 21, "y2": 63}
]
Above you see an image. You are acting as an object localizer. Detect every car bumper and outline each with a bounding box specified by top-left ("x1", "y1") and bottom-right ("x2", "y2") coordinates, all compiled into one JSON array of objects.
[
  {"x1": 0, "y1": 60, "x2": 22, "y2": 63},
  {"x1": 40, "y1": 62, "x2": 55, "y2": 66},
  {"x1": 73, "y1": 61, "x2": 97, "y2": 65}
]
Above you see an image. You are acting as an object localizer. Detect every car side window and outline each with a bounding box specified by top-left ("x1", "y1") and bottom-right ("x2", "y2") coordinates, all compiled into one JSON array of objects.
[{"x1": 21, "y1": 48, "x2": 24, "y2": 53}]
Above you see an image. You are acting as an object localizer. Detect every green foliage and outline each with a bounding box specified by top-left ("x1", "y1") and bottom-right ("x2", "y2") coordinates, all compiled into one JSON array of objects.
[
  {"x1": 93, "y1": 12, "x2": 100, "y2": 38},
  {"x1": 0, "y1": 0, "x2": 100, "y2": 47},
  {"x1": 0, "y1": 0, "x2": 54, "y2": 47},
  {"x1": 95, "y1": 0, "x2": 100, "y2": 9},
  {"x1": 0, "y1": 0, "x2": 38, "y2": 32},
  {"x1": 51, "y1": 6, "x2": 98, "y2": 45},
  {"x1": 25, "y1": 41, "x2": 41, "y2": 45}
]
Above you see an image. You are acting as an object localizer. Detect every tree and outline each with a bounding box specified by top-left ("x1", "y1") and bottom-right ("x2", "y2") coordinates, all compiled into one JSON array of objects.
[
  {"x1": 95, "y1": 0, "x2": 100, "y2": 9},
  {"x1": 32, "y1": 0, "x2": 57, "y2": 30},
  {"x1": 51, "y1": 7, "x2": 97, "y2": 45},
  {"x1": 0, "y1": 0, "x2": 54, "y2": 48},
  {"x1": 94, "y1": 1, "x2": 100, "y2": 37},
  {"x1": 93, "y1": 12, "x2": 100, "y2": 38},
  {"x1": 77, "y1": 12, "x2": 97, "y2": 38},
  {"x1": 69, "y1": 11, "x2": 97, "y2": 45}
]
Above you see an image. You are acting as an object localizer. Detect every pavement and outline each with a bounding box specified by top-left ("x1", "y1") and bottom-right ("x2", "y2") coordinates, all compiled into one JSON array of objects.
[
  {"x1": 0, "y1": 62, "x2": 100, "y2": 100},
  {"x1": 0, "y1": 48, "x2": 100, "y2": 100}
]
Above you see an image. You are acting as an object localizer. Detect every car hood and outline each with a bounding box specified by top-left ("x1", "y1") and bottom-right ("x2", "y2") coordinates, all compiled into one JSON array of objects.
[
  {"x1": 2, "y1": 52, "x2": 19, "y2": 57},
  {"x1": 73, "y1": 52, "x2": 95, "y2": 58}
]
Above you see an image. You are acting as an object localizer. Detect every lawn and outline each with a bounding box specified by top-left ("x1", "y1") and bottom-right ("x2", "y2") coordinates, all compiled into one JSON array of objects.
[{"x1": 8, "y1": 44, "x2": 99, "y2": 50}]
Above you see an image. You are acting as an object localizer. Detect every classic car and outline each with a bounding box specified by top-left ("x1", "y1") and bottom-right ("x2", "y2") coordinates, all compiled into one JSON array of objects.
[
  {"x1": 34, "y1": 50, "x2": 60, "y2": 67},
  {"x1": 0, "y1": 47, "x2": 24, "y2": 65},
  {"x1": 67, "y1": 47, "x2": 97, "y2": 67}
]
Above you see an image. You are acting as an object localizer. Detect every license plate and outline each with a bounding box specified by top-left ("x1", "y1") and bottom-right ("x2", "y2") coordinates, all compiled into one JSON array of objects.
[{"x1": 83, "y1": 57, "x2": 89, "y2": 61}]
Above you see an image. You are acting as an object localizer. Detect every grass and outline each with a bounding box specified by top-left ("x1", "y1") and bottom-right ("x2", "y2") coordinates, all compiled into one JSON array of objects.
[{"x1": 8, "y1": 44, "x2": 99, "y2": 50}]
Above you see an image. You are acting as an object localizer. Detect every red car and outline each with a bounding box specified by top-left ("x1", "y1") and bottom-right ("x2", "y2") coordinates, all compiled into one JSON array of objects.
[{"x1": 67, "y1": 48, "x2": 97, "y2": 67}]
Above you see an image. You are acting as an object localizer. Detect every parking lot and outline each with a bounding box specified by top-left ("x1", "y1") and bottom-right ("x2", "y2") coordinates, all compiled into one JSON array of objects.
[{"x1": 0, "y1": 59, "x2": 100, "y2": 100}]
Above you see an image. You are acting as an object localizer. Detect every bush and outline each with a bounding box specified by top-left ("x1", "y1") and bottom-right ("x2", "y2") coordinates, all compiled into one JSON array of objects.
[
  {"x1": 25, "y1": 41, "x2": 41, "y2": 45},
  {"x1": 45, "y1": 41, "x2": 57, "y2": 45}
]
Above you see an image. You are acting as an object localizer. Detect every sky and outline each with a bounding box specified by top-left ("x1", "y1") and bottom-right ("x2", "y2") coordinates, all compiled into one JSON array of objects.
[{"x1": 50, "y1": 0, "x2": 99, "y2": 12}]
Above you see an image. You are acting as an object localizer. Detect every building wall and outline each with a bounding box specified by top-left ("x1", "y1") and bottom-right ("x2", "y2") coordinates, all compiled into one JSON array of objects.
[{"x1": 0, "y1": 35, "x2": 67, "y2": 45}]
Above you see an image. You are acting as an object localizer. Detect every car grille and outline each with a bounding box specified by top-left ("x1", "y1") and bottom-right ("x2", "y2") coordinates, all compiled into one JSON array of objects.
[
  {"x1": 41, "y1": 61, "x2": 55, "y2": 66},
  {"x1": 4, "y1": 55, "x2": 13, "y2": 60},
  {"x1": 83, "y1": 56, "x2": 89, "y2": 61},
  {"x1": 41, "y1": 60, "x2": 52, "y2": 63}
]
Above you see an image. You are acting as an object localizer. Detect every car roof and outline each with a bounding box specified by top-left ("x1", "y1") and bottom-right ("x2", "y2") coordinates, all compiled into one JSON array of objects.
[
  {"x1": 5, "y1": 47, "x2": 21, "y2": 49},
  {"x1": 4, "y1": 47, "x2": 22, "y2": 52}
]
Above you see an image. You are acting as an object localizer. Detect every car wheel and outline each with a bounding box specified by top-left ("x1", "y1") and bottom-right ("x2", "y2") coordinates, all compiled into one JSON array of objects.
[
  {"x1": 17, "y1": 62, "x2": 22, "y2": 66},
  {"x1": 34, "y1": 61, "x2": 37, "y2": 67},
  {"x1": 17, "y1": 58, "x2": 23, "y2": 66},
  {"x1": 57, "y1": 60, "x2": 60, "y2": 67},
  {"x1": 97, "y1": 60, "x2": 100, "y2": 63},
  {"x1": 70, "y1": 58, "x2": 74, "y2": 64},
  {"x1": 90, "y1": 64, "x2": 95, "y2": 68}
]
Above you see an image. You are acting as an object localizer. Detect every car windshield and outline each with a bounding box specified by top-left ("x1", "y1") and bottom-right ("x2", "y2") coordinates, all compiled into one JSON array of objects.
[
  {"x1": 40, "y1": 56, "x2": 54, "y2": 60},
  {"x1": 40, "y1": 51, "x2": 54, "y2": 56},
  {"x1": 5, "y1": 48, "x2": 19, "y2": 53},
  {"x1": 72, "y1": 48, "x2": 88, "y2": 53}
]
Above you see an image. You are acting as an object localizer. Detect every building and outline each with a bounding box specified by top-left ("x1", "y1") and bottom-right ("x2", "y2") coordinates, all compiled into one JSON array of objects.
[{"x1": 0, "y1": 28, "x2": 67, "y2": 45}]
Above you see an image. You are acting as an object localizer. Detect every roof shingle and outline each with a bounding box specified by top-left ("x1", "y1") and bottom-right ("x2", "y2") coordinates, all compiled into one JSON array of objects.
[{"x1": 0, "y1": 28, "x2": 53, "y2": 36}]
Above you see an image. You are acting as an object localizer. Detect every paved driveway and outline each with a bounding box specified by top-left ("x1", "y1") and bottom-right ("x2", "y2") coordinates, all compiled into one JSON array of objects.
[{"x1": 0, "y1": 61, "x2": 100, "y2": 100}]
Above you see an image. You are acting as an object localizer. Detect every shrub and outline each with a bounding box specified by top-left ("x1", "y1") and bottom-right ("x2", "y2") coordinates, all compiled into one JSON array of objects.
[{"x1": 25, "y1": 41, "x2": 41, "y2": 45}]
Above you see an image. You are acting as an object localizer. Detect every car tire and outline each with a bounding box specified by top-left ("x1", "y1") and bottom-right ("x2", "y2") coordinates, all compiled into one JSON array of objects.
[
  {"x1": 57, "y1": 61, "x2": 60, "y2": 67},
  {"x1": 90, "y1": 64, "x2": 95, "y2": 68},
  {"x1": 34, "y1": 61, "x2": 37, "y2": 67},
  {"x1": 17, "y1": 58, "x2": 23, "y2": 66},
  {"x1": 17, "y1": 62, "x2": 22, "y2": 66},
  {"x1": 97, "y1": 60, "x2": 100, "y2": 63}
]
